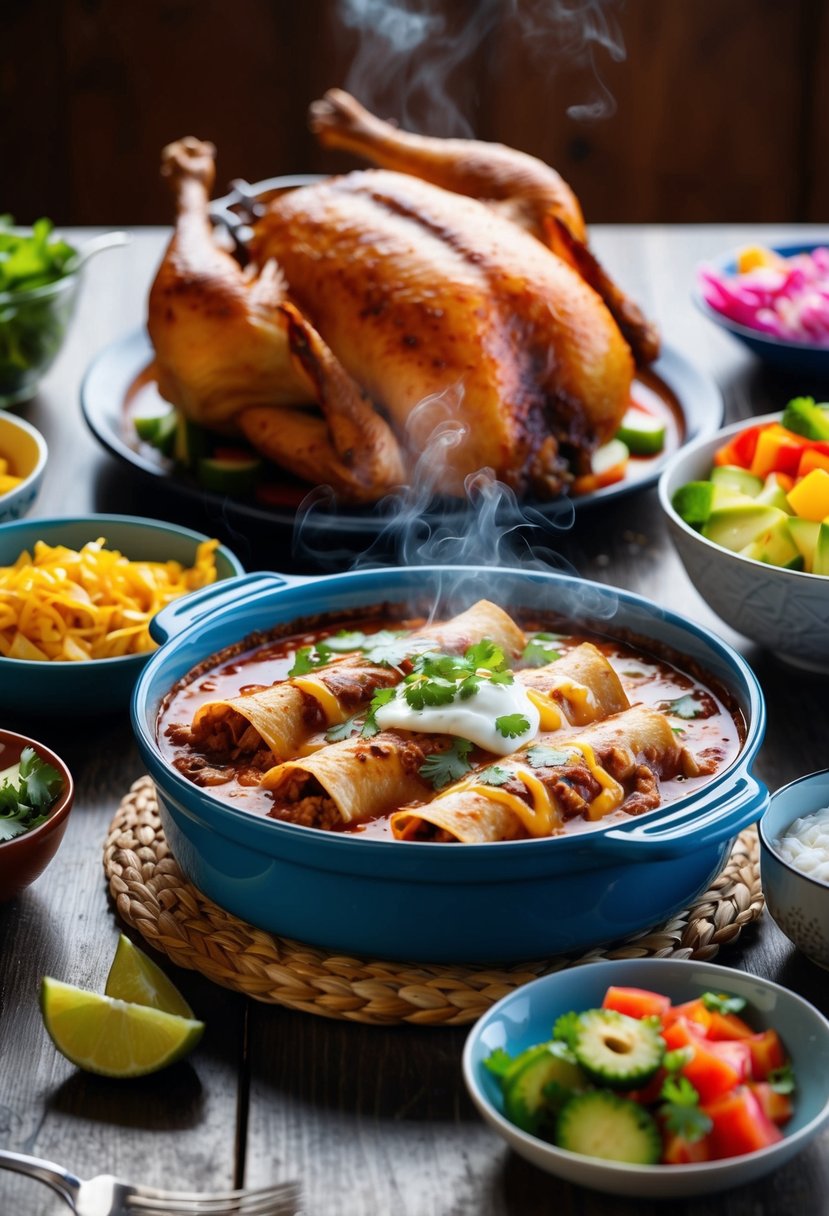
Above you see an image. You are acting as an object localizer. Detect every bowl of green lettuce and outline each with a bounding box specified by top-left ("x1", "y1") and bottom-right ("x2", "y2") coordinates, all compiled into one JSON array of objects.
[{"x1": 0, "y1": 217, "x2": 81, "y2": 407}]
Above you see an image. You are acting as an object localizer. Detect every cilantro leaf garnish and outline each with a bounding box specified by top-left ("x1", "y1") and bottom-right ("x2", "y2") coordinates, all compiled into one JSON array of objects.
[
  {"x1": 662, "y1": 694, "x2": 703, "y2": 720},
  {"x1": 0, "y1": 748, "x2": 63, "y2": 842},
  {"x1": 324, "y1": 715, "x2": 359, "y2": 744},
  {"x1": 768, "y1": 1064, "x2": 796, "y2": 1095},
  {"x1": 363, "y1": 634, "x2": 412, "y2": 670},
  {"x1": 495, "y1": 713, "x2": 531, "y2": 739},
  {"x1": 525, "y1": 743, "x2": 569, "y2": 769},
  {"x1": 700, "y1": 992, "x2": 747, "y2": 1015},
  {"x1": 323, "y1": 630, "x2": 368, "y2": 653},
  {"x1": 287, "y1": 645, "x2": 320, "y2": 676},
  {"x1": 404, "y1": 676, "x2": 457, "y2": 711},
  {"x1": 361, "y1": 687, "x2": 397, "y2": 738},
  {"x1": 418, "y1": 739, "x2": 474, "y2": 789},
  {"x1": 482, "y1": 1048, "x2": 513, "y2": 1079},
  {"x1": 671, "y1": 726, "x2": 686, "y2": 737},
  {"x1": 552, "y1": 1011, "x2": 583, "y2": 1050},
  {"x1": 476, "y1": 765, "x2": 513, "y2": 786},
  {"x1": 488, "y1": 669, "x2": 514, "y2": 686},
  {"x1": 663, "y1": 1047, "x2": 694, "y2": 1074},
  {"x1": 659, "y1": 1075, "x2": 712, "y2": 1142},
  {"x1": 521, "y1": 636, "x2": 562, "y2": 667},
  {"x1": 465, "y1": 639, "x2": 507, "y2": 672}
]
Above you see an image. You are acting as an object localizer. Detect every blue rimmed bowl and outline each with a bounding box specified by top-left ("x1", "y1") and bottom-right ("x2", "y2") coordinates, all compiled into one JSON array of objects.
[
  {"x1": 130, "y1": 565, "x2": 767, "y2": 964},
  {"x1": 694, "y1": 239, "x2": 829, "y2": 377},
  {"x1": 462, "y1": 958, "x2": 829, "y2": 1197},
  {"x1": 0, "y1": 515, "x2": 244, "y2": 716}
]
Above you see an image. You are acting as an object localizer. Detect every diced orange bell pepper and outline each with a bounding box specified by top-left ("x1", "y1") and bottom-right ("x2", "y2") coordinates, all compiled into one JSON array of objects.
[
  {"x1": 787, "y1": 467, "x2": 829, "y2": 521},
  {"x1": 765, "y1": 470, "x2": 795, "y2": 492},
  {"x1": 749, "y1": 425, "x2": 806, "y2": 479},
  {"x1": 797, "y1": 447, "x2": 829, "y2": 478}
]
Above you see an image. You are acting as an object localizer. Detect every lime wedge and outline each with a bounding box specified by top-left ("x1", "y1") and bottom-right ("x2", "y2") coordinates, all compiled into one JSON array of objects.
[
  {"x1": 104, "y1": 934, "x2": 194, "y2": 1018},
  {"x1": 40, "y1": 977, "x2": 204, "y2": 1077}
]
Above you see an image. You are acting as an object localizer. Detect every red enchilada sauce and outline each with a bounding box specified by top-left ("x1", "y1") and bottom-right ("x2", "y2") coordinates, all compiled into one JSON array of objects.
[{"x1": 158, "y1": 619, "x2": 742, "y2": 841}]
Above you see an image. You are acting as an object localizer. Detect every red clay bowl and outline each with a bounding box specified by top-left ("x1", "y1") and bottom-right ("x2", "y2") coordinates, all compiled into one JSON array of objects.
[{"x1": 0, "y1": 729, "x2": 74, "y2": 901}]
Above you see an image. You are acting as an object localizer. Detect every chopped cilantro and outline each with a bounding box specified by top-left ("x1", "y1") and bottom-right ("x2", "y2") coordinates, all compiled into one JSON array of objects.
[
  {"x1": 324, "y1": 715, "x2": 359, "y2": 744},
  {"x1": 659, "y1": 1075, "x2": 712, "y2": 1143},
  {"x1": 768, "y1": 1064, "x2": 796, "y2": 1095},
  {"x1": 0, "y1": 748, "x2": 64, "y2": 842},
  {"x1": 323, "y1": 630, "x2": 368, "y2": 653},
  {"x1": 361, "y1": 687, "x2": 397, "y2": 738},
  {"x1": 495, "y1": 713, "x2": 531, "y2": 739},
  {"x1": 476, "y1": 765, "x2": 512, "y2": 786},
  {"x1": 287, "y1": 645, "x2": 321, "y2": 676},
  {"x1": 465, "y1": 639, "x2": 507, "y2": 671},
  {"x1": 700, "y1": 992, "x2": 747, "y2": 1015},
  {"x1": 482, "y1": 1047, "x2": 513, "y2": 1079},
  {"x1": 458, "y1": 674, "x2": 481, "y2": 700},
  {"x1": 418, "y1": 739, "x2": 474, "y2": 789},
  {"x1": 663, "y1": 1047, "x2": 694, "y2": 1074},
  {"x1": 521, "y1": 639, "x2": 562, "y2": 667},
  {"x1": 662, "y1": 694, "x2": 703, "y2": 720},
  {"x1": 525, "y1": 743, "x2": 569, "y2": 768},
  {"x1": 404, "y1": 676, "x2": 456, "y2": 711},
  {"x1": 671, "y1": 726, "x2": 686, "y2": 737}
]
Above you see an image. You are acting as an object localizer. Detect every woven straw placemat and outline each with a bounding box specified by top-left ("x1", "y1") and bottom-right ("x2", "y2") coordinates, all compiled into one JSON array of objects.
[{"x1": 103, "y1": 777, "x2": 764, "y2": 1026}]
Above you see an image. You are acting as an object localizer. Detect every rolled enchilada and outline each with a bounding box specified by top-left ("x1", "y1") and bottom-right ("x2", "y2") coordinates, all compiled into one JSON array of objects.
[
  {"x1": 261, "y1": 643, "x2": 630, "y2": 828},
  {"x1": 390, "y1": 705, "x2": 687, "y2": 842},
  {"x1": 190, "y1": 598, "x2": 526, "y2": 763}
]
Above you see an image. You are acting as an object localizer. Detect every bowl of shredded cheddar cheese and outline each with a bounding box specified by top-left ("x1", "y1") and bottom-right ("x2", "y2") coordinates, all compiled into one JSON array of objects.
[
  {"x1": 0, "y1": 515, "x2": 244, "y2": 714},
  {"x1": 0, "y1": 413, "x2": 47, "y2": 523}
]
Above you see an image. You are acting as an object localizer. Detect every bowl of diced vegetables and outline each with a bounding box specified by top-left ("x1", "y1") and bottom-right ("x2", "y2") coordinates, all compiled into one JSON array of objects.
[
  {"x1": 0, "y1": 412, "x2": 48, "y2": 522},
  {"x1": 695, "y1": 242, "x2": 829, "y2": 376},
  {"x1": 659, "y1": 398, "x2": 829, "y2": 671},
  {"x1": 462, "y1": 958, "x2": 829, "y2": 1198},
  {"x1": 0, "y1": 728, "x2": 74, "y2": 901}
]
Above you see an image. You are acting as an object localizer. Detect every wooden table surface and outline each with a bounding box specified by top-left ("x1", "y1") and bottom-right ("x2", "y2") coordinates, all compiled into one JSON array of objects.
[{"x1": 1, "y1": 226, "x2": 827, "y2": 1216}]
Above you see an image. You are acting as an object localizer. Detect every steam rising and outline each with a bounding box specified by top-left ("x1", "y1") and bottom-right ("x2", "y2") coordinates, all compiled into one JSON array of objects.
[{"x1": 336, "y1": 0, "x2": 626, "y2": 135}]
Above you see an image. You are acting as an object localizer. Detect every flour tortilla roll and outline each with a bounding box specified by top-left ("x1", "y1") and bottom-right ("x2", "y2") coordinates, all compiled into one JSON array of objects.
[
  {"x1": 391, "y1": 706, "x2": 685, "y2": 843},
  {"x1": 260, "y1": 644, "x2": 630, "y2": 828},
  {"x1": 191, "y1": 598, "x2": 525, "y2": 763},
  {"x1": 262, "y1": 730, "x2": 444, "y2": 829}
]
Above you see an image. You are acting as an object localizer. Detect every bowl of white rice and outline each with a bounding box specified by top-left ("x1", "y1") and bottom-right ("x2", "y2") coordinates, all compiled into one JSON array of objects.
[{"x1": 760, "y1": 770, "x2": 829, "y2": 970}]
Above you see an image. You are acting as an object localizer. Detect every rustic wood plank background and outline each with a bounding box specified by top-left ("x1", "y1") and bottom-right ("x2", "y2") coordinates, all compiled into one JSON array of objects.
[{"x1": 2, "y1": 0, "x2": 827, "y2": 227}]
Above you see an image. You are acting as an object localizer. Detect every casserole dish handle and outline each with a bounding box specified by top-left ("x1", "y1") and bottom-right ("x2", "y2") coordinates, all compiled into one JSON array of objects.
[
  {"x1": 150, "y1": 571, "x2": 312, "y2": 644},
  {"x1": 593, "y1": 773, "x2": 768, "y2": 861}
]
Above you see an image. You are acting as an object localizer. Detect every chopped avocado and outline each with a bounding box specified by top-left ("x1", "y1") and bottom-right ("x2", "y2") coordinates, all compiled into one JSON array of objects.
[
  {"x1": 615, "y1": 410, "x2": 666, "y2": 456},
  {"x1": 197, "y1": 455, "x2": 263, "y2": 495},
  {"x1": 702, "y1": 503, "x2": 788, "y2": 552},
  {"x1": 556, "y1": 1090, "x2": 662, "y2": 1164},
  {"x1": 788, "y1": 517, "x2": 820, "y2": 572},
  {"x1": 571, "y1": 1009, "x2": 664, "y2": 1090},
  {"x1": 813, "y1": 521, "x2": 829, "y2": 576},
  {"x1": 174, "y1": 415, "x2": 209, "y2": 468},
  {"x1": 710, "y1": 465, "x2": 763, "y2": 497},
  {"x1": 671, "y1": 482, "x2": 749, "y2": 529},
  {"x1": 740, "y1": 517, "x2": 802, "y2": 568},
  {"x1": 502, "y1": 1044, "x2": 589, "y2": 1135},
  {"x1": 781, "y1": 396, "x2": 829, "y2": 442}
]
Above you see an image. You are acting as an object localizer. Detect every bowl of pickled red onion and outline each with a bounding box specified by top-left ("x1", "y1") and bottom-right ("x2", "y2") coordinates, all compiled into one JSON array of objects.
[{"x1": 695, "y1": 241, "x2": 829, "y2": 376}]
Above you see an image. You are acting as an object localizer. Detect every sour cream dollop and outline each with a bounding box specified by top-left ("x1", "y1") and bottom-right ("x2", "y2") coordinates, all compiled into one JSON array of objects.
[{"x1": 375, "y1": 677, "x2": 540, "y2": 754}]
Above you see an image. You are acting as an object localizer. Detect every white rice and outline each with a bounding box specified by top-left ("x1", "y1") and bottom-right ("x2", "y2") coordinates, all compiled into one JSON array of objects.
[{"x1": 775, "y1": 805, "x2": 829, "y2": 885}]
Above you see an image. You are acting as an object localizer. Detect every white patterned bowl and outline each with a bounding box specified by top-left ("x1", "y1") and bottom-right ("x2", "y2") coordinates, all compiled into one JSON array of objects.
[
  {"x1": 658, "y1": 411, "x2": 829, "y2": 672},
  {"x1": 760, "y1": 770, "x2": 829, "y2": 970},
  {"x1": 0, "y1": 413, "x2": 47, "y2": 522}
]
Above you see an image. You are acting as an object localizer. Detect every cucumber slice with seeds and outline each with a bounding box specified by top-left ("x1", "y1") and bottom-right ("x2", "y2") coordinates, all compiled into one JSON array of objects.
[
  {"x1": 572, "y1": 1008, "x2": 664, "y2": 1090},
  {"x1": 556, "y1": 1090, "x2": 662, "y2": 1164},
  {"x1": 503, "y1": 1043, "x2": 589, "y2": 1135}
]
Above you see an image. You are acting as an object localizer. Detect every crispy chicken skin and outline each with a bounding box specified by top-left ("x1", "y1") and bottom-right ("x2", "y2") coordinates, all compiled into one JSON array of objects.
[{"x1": 147, "y1": 91, "x2": 658, "y2": 503}]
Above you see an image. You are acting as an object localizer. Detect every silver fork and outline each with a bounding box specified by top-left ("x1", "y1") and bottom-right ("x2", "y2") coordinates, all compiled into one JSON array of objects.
[{"x1": 0, "y1": 1150, "x2": 301, "y2": 1216}]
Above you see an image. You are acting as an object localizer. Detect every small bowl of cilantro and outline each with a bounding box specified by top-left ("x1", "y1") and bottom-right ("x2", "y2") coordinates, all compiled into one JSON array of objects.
[
  {"x1": 0, "y1": 729, "x2": 73, "y2": 901},
  {"x1": 0, "y1": 216, "x2": 82, "y2": 407}
]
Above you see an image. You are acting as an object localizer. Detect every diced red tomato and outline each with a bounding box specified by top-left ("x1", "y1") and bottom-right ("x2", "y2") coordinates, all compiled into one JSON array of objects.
[
  {"x1": 705, "y1": 1010, "x2": 756, "y2": 1041},
  {"x1": 602, "y1": 986, "x2": 672, "y2": 1020},
  {"x1": 662, "y1": 1132, "x2": 712, "y2": 1164},
  {"x1": 744, "y1": 1030, "x2": 786, "y2": 1080},
  {"x1": 703, "y1": 1087, "x2": 783, "y2": 1158},
  {"x1": 748, "y1": 1082, "x2": 794, "y2": 1126},
  {"x1": 713, "y1": 424, "x2": 765, "y2": 469},
  {"x1": 663, "y1": 1019, "x2": 748, "y2": 1102},
  {"x1": 662, "y1": 1015, "x2": 706, "y2": 1050}
]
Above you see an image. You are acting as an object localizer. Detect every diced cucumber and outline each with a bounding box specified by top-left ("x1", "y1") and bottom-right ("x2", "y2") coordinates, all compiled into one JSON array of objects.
[
  {"x1": 135, "y1": 410, "x2": 177, "y2": 456},
  {"x1": 755, "y1": 475, "x2": 794, "y2": 514},
  {"x1": 740, "y1": 517, "x2": 802, "y2": 568},
  {"x1": 710, "y1": 465, "x2": 763, "y2": 497},
  {"x1": 556, "y1": 1090, "x2": 662, "y2": 1164},
  {"x1": 702, "y1": 504, "x2": 788, "y2": 553},
  {"x1": 197, "y1": 455, "x2": 263, "y2": 495},
  {"x1": 174, "y1": 415, "x2": 209, "y2": 468},
  {"x1": 615, "y1": 411, "x2": 666, "y2": 456},
  {"x1": 672, "y1": 481, "x2": 714, "y2": 527},
  {"x1": 571, "y1": 1009, "x2": 664, "y2": 1090},
  {"x1": 788, "y1": 517, "x2": 820, "y2": 572},
  {"x1": 813, "y1": 521, "x2": 829, "y2": 576},
  {"x1": 781, "y1": 396, "x2": 829, "y2": 442},
  {"x1": 592, "y1": 438, "x2": 629, "y2": 475},
  {"x1": 503, "y1": 1044, "x2": 589, "y2": 1135}
]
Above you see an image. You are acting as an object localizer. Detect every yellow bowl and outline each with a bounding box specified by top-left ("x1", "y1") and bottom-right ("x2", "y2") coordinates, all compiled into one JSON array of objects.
[{"x1": 0, "y1": 413, "x2": 47, "y2": 522}]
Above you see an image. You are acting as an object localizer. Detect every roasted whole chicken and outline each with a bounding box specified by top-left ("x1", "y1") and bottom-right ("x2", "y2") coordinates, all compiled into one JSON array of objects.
[{"x1": 148, "y1": 90, "x2": 659, "y2": 504}]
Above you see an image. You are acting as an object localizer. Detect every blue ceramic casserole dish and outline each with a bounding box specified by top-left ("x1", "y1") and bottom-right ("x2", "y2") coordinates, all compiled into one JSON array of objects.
[{"x1": 131, "y1": 566, "x2": 767, "y2": 963}]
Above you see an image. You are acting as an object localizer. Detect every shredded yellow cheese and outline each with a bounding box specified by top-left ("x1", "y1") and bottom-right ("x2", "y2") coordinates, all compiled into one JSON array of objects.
[
  {"x1": 291, "y1": 675, "x2": 347, "y2": 725},
  {"x1": 0, "y1": 537, "x2": 219, "y2": 661}
]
